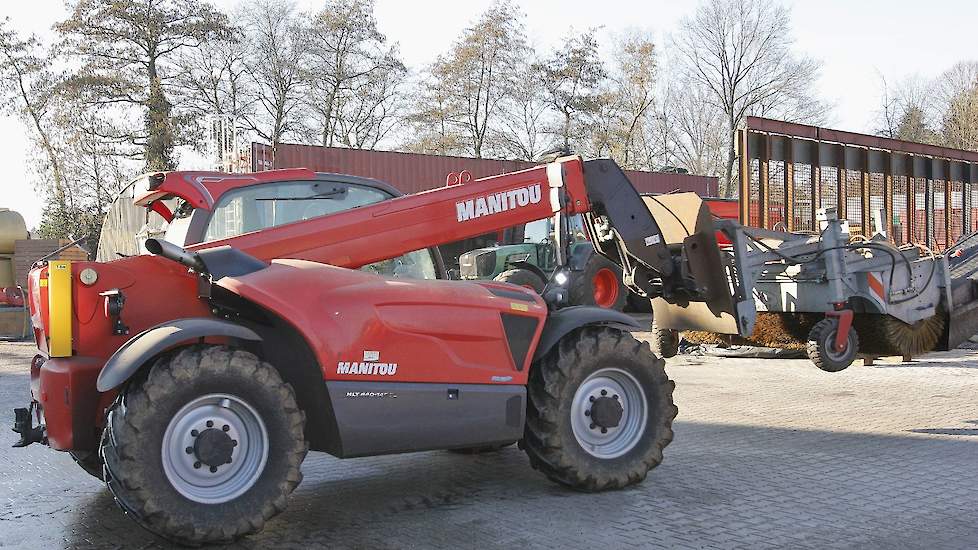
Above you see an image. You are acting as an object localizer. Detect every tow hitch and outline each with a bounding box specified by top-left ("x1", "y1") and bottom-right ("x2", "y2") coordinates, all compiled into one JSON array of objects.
[{"x1": 12, "y1": 404, "x2": 45, "y2": 448}]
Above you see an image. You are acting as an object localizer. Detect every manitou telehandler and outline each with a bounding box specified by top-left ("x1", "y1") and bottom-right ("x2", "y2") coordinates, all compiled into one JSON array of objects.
[
  {"x1": 14, "y1": 155, "x2": 973, "y2": 545},
  {"x1": 13, "y1": 157, "x2": 709, "y2": 545}
]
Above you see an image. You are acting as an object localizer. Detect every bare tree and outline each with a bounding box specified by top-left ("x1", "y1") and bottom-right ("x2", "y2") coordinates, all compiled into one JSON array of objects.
[
  {"x1": 496, "y1": 60, "x2": 552, "y2": 160},
  {"x1": 673, "y1": 0, "x2": 823, "y2": 196},
  {"x1": 305, "y1": 0, "x2": 404, "y2": 149},
  {"x1": 875, "y1": 74, "x2": 938, "y2": 143},
  {"x1": 934, "y1": 62, "x2": 978, "y2": 151},
  {"x1": 332, "y1": 59, "x2": 407, "y2": 149},
  {"x1": 174, "y1": 24, "x2": 253, "y2": 141},
  {"x1": 538, "y1": 29, "x2": 607, "y2": 154},
  {"x1": 413, "y1": 1, "x2": 527, "y2": 158},
  {"x1": 0, "y1": 19, "x2": 67, "y2": 209},
  {"x1": 661, "y1": 75, "x2": 726, "y2": 176},
  {"x1": 57, "y1": 0, "x2": 230, "y2": 171},
  {"x1": 604, "y1": 31, "x2": 658, "y2": 168},
  {"x1": 239, "y1": 0, "x2": 308, "y2": 150},
  {"x1": 404, "y1": 70, "x2": 466, "y2": 155}
]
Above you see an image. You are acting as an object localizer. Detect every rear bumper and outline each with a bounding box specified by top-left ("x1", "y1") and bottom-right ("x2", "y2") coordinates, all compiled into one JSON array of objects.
[{"x1": 30, "y1": 354, "x2": 106, "y2": 451}]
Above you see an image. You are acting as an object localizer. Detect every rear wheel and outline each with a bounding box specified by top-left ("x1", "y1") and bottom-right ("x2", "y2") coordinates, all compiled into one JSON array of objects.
[
  {"x1": 101, "y1": 345, "x2": 307, "y2": 545},
  {"x1": 807, "y1": 318, "x2": 858, "y2": 372},
  {"x1": 523, "y1": 326, "x2": 677, "y2": 491},
  {"x1": 494, "y1": 268, "x2": 546, "y2": 293},
  {"x1": 570, "y1": 256, "x2": 628, "y2": 311}
]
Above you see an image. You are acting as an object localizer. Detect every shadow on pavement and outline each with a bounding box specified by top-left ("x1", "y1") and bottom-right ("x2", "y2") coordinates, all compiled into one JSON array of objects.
[{"x1": 57, "y1": 421, "x2": 978, "y2": 549}]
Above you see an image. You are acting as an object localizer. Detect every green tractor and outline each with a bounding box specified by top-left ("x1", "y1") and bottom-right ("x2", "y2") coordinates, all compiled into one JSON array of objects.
[{"x1": 457, "y1": 216, "x2": 631, "y2": 310}]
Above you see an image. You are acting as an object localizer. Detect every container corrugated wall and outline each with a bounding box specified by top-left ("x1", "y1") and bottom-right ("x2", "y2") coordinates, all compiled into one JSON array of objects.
[{"x1": 252, "y1": 143, "x2": 717, "y2": 197}]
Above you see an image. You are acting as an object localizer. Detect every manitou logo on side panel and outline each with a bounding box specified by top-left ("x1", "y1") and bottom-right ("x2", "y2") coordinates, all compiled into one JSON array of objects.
[
  {"x1": 336, "y1": 361, "x2": 398, "y2": 376},
  {"x1": 456, "y1": 184, "x2": 542, "y2": 222}
]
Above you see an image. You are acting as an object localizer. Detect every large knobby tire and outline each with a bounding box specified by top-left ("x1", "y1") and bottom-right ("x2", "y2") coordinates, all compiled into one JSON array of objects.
[
  {"x1": 523, "y1": 326, "x2": 677, "y2": 491},
  {"x1": 570, "y1": 256, "x2": 628, "y2": 311},
  {"x1": 807, "y1": 318, "x2": 858, "y2": 372},
  {"x1": 70, "y1": 449, "x2": 105, "y2": 480},
  {"x1": 649, "y1": 321, "x2": 680, "y2": 359},
  {"x1": 494, "y1": 268, "x2": 546, "y2": 294},
  {"x1": 101, "y1": 345, "x2": 307, "y2": 546}
]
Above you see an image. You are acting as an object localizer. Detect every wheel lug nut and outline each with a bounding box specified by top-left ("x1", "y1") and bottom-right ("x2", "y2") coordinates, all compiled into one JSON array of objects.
[
  {"x1": 231, "y1": 440, "x2": 238, "y2": 447},
  {"x1": 193, "y1": 461, "x2": 201, "y2": 469},
  {"x1": 185, "y1": 446, "x2": 193, "y2": 454},
  {"x1": 601, "y1": 427, "x2": 608, "y2": 434},
  {"x1": 589, "y1": 423, "x2": 596, "y2": 429},
  {"x1": 191, "y1": 429, "x2": 199, "y2": 437},
  {"x1": 589, "y1": 396, "x2": 595, "y2": 402},
  {"x1": 600, "y1": 390, "x2": 607, "y2": 396},
  {"x1": 206, "y1": 420, "x2": 214, "y2": 428},
  {"x1": 613, "y1": 394, "x2": 619, "y2": 400},
  {"x1": 584, "y1": 410, "x2": 590, "y2": 417},
  {"x1": 222, "y1": 424, "x2": 230, "y2": 432},
  {"x1": 210, "y1": 466, "x2": 218, "y2": 473}
]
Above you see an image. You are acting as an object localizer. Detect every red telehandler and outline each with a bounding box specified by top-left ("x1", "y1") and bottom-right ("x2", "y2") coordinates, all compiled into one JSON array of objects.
[{"x1": 13, "y1": 156, "x2": 736, "y2": 545}]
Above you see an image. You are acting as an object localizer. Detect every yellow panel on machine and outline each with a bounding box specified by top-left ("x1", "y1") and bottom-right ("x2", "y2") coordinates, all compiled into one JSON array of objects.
[{"x1": 47, "y1": 260, "x2": 72, "y2": 357}]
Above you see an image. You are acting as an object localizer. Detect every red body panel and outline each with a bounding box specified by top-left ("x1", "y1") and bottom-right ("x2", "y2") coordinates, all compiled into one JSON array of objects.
[
  {"x1": 30, "y1": 256, "x2": 211, "y2": 450},
  {"x1": 218, "y1": 260, "x2": 547, "y2": 385}
]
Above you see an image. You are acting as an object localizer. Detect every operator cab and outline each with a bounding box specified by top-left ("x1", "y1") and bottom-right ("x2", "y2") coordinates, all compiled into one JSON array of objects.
[{"x1": 96, "y1": 171, "x2": 445, "y2": 280}]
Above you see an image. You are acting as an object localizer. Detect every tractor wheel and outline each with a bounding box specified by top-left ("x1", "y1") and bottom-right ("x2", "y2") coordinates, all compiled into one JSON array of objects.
[
  {"x1": 806, "y1": 318, "x2": 858, "y2": 372},
  {"x1": 494, "y1": 268, "x2": 546, "y2": 293},
  {"x1": 523, "y1": 326, "x2": 677, "y2": 491},
  {"x1": 100, "y1": 345, "x2": 307, "y2": 546},
  {"x1": 570, "y1": 256, "x2": 628, "y2": 310},
  {"x1": 649, "y1": 321, "x2": 680, "y2": 359},
  {"x1": 70, "y1": 449, "x2": 105, "y2": 480}
]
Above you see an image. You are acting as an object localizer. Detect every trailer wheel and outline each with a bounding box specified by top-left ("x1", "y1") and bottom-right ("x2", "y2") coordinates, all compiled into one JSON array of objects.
[
  {"x1": 494, "y1": 268, "x2": 546, "y2": 293},
  {"x1": 101, "y1": 345, "x2": 307, "y2": 545},
  {"x1": 807, "y1": 318, "x2": 858, "y2": 372},
  {"x1": 524, "y1": 326, "x2": 677, "y2": 491},
  {"x1": 649, "y1": 321, "x2": 680, "y2": 359}
]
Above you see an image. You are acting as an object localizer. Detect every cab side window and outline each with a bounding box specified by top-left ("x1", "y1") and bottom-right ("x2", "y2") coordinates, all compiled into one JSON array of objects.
[{"x1": 204, "y1": 180, "x2": 389, "y2": 242}]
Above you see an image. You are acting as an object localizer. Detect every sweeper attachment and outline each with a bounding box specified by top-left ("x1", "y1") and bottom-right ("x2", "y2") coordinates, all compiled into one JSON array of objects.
[{"x1": 630, "y1": 192, "x2": 977, "y2": 371}]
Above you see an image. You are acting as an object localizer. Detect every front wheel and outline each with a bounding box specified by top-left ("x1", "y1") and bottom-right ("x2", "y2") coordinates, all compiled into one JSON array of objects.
[
  {"x1": 807, "y1": 318, "x2": 858, "y2": 372},
  {"x1": 494, "y1": 268, "x2": 546, "y2": 293},
  {"x1": 523, "y1": 326, "x2": 677, "y2": 491},
  {"x1": 101, "y1": 345, "x2": 307, "y2": 545}
]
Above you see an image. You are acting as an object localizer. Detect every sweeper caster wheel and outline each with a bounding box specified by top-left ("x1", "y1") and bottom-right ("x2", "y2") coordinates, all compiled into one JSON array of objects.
[
  {"x1": 807, "y1": 318, "x2": 858, "y2": 372},
  {"x1": 649, "y1": 321, "x2": 679, "y2": 359}
]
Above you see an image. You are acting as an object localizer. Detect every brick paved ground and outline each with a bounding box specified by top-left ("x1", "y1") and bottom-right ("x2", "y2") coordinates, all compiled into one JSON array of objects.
[{"x1": 1, "y1": 337, "x2": 976, "y2": 549}]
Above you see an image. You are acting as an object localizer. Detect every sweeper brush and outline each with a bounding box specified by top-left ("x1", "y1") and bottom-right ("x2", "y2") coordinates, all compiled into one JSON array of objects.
[
  {"x1": 853, "y1": 313, "x2": 946, "y2": 357},
  {"x1": 640, "y1": 193, "x2": 978, "y2": 372}
]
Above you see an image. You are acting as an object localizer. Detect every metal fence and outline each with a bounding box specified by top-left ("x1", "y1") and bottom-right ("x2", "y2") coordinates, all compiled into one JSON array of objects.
[{"x1": 739, "y1": 117, "x2": 978, "y2": 251}]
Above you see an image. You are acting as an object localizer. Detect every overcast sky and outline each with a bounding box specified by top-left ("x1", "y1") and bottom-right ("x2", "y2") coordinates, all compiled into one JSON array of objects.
[{"x1": 2, "y1": 0, "x2": 977, "y2": 229}]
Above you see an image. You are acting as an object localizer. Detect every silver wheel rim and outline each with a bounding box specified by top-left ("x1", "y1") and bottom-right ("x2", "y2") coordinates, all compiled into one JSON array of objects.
[
  {"x1": 161, "y1": 393, "x2": 269, "y2": 504},
  {"x1": 571, "y1": 368, "x2": 648, "y2": 459},
  {"x1": 823, "y1": 329, "x2": 851, "y2": 361}
]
